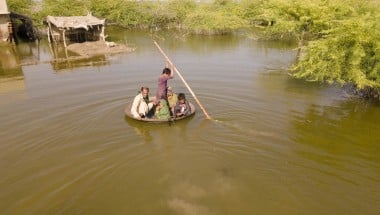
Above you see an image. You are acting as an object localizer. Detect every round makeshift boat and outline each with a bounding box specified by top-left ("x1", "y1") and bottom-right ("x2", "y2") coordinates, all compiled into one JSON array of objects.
[{"x1": 124, "y1": 103, "x2": 196, "y2": 123}]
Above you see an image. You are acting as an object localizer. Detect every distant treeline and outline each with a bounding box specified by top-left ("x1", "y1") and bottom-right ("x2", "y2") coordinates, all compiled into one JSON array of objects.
[{"x1": 8, "y1": 0, "x2": 380, "y2": 99}]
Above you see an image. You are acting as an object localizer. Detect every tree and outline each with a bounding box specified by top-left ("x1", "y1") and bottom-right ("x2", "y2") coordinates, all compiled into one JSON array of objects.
[
  {"x1": 7, "y1": 0, "x2": 34, "y2": 15},
  {"x1": 241, "y1": 0, "x2": 380, "y2": 97},
  {"x1": 292, "y1": 15, "x2": 380, "y2": 91},
  {"x1": 168, "y1": 0, "x2": 196, "y2": 28},
  {"x1": 40, "y1": 0, "x2": 91, "y2": 16},
  {"x1": 184, "y1": 2, "x2": 247, "y2": 35}
]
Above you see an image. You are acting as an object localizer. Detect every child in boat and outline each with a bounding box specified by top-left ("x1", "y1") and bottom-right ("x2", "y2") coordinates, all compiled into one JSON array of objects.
[
  {"x1": 155, "y1": 99, "x2": 171, "y2": 120},
  {"x1": 167, "y1": 86, "x2": 178, "y2": 110},
  {"x1": 173, "y1": 93, "x2": 191, "y2": 118}
]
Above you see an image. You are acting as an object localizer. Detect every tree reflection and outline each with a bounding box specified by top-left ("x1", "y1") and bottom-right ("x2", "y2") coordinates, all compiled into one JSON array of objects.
[
  {"x1": 291, "y1": 96, "x2": 380, "y2": 163},
  {"x1": 0, "y1": 44, "x2": 26, "y2": 106},
  {"x1": 0, "y1": 45, "x2": 22, "y2": 78}
]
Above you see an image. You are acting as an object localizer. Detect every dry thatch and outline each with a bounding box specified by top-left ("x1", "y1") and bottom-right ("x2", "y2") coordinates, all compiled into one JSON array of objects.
[{"x1": 46, "y1": 14, "x2": 105, "y2": 30}]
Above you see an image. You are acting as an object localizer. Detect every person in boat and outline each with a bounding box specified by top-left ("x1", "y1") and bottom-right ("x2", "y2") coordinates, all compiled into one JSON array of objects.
[
  {"x1": 131, "y1": 86, "x2": 155, "y2": 119},
  {"x1": 155, "y1": 99, "x2": 171, "y2": 120},
  {"x1": 173, "y1": 93, "x2": 191, "y2": 118},
  {"x1": 167, "y1": 86, "x2": 178, "y2": 110},
  {"x1": 156, "y1": 62, "x2": 174, "y2": 101}
]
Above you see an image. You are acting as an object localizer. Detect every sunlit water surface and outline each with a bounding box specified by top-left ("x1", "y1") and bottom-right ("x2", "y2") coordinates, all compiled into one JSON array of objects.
[{"x1": 1, "y1": 28, "x2": 379, "y2": 214}]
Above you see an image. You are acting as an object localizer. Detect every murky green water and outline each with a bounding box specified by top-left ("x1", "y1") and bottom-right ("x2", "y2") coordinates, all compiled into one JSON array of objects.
[{"x1": 1, "y1": 28, "x2": 379, "y2": 214}]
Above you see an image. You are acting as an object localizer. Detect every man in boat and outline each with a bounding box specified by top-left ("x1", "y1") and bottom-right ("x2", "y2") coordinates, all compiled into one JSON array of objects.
[
  {"x1": 131, "y1": 86, "x2": 155, "y2": 119},
  {"x1": 156, "y1": 62, "x2": 174, "y2": 101}
]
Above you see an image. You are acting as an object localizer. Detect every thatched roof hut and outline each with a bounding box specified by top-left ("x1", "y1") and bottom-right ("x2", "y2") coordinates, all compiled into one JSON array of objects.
[{"x1": 45, "y1": 13, "x2": 105, "y2": 47}]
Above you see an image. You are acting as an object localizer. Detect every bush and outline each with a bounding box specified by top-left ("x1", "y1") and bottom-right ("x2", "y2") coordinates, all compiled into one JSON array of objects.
[
  {"x1": 7, "y1": 0, "x2": 34, "y2": 15},
  {"x1": 184, "y1": 4, "x2": 247, "y2": 35},
  {"x1": 293, "y1": 17, "x2": 380, "y2": 90}
]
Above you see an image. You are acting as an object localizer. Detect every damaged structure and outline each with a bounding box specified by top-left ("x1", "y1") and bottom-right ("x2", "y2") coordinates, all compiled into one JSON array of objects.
[
  {"x1": 1, "y1": 0, "x2": 38, "y2": 43},
  {"x1": 45, "y1": 13, "x2": 134, "y2": 58},
  {"x1": 45, "y1": 13, "x2": 106, "y2": 47},
  {"x1": 0, "y1": 0, "x2": 12, "y2": 42}
]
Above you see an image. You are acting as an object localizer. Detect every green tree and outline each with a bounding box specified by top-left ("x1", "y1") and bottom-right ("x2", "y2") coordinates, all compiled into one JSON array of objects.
[
  {"x1": 241, "y1": 0, "x2": 380, "y2": 96},
  {"x1": 89, "y1": 0, "x2": 139, "y2": 27},
  {"x1": 7, "y1": 0, "x2": 34, "y2": 15},
  {"x1": 40, "y1": 0, "x2": 91, "y2": 16},
  {"x1": 184, "y1": 3, "x2": 247, "y2": 34},
  {"x1": 9, "y1": 0, "x2": 380, "y2": 97},
  {"x1": 167, "y1": 0, "x2": 196, "y2": 28},
  {"x1": 292, "y1": 15, "x2": 380, "y2": 90}
]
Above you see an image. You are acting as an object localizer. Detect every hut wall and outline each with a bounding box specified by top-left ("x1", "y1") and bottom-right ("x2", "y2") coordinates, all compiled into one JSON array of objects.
[{"x1": 0, "y1": 14, "x2": 10, "y2": 42}]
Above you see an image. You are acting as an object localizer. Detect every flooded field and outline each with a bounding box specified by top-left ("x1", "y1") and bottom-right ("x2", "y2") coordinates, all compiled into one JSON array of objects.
[{"x1": 1, "y1": 28, "x2": 379, "y2": 214}]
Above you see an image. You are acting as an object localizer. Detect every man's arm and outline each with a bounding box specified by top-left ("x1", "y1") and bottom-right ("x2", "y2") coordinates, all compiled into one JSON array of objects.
[{"x1": 168, "y1": 61, "x2": 174, "y2": 78}]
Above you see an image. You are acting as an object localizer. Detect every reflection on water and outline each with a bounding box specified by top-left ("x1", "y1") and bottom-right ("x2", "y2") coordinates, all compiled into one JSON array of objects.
[
  {"x1": 0, "y1": 28, "x2": 379, "y2": 214},
  {"x1": 51, "y1": 54, "x2": 109, "y2": 71},
  {"x1": 0, "y1": 45, "x2": 26, "y2": 106},
  {"x1": 0, "y1": 45, "x2": 22, "y2": 77},
  {"x1": 43, "y1": 40, "x2": 111, "y2": 71},
  {"x1": 125, "y1": 113, "x2": 196, "y2": 143},
  {"x1": 293, "y1": 98, "x2": 380, "y2": 153}
]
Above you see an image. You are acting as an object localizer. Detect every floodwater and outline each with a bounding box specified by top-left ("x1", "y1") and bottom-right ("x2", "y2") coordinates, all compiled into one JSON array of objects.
[{"x1": 1, "y1": 28, "x2": 379, "y2": 214}]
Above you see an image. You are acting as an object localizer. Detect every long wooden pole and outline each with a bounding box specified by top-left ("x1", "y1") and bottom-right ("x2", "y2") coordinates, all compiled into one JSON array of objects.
[{"x1": 153, "y1": 41, "x2": 212, "y2": 120}]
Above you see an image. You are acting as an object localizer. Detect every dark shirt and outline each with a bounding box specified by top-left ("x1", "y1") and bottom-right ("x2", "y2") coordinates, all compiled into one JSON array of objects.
[{"x1": 173, "y1": 101, "x2": 191, "y2": 117}]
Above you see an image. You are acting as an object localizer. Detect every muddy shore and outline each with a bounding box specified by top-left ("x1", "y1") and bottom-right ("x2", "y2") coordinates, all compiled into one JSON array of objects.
[{"x1": 67, "y1": 40, "x2": 135, "y2": 57}]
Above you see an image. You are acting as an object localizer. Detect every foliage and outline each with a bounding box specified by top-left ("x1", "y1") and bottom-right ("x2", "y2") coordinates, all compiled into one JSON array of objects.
[
  {"x1": 241, "y1": 0, "x2": 345, "y2": 40},
  {"x1": 136, "y1": 2, "x2": 175, "y2": 28},
  {"x1": 213, "y1": 0, "x2": 234, "y2": 6},
  {"x1": 8, "y1": 0, "x2": 380, "y2": 96},
  {"x1": 30, "y1": 0, "x2": 90, "y2": 26},
  {"x1": 7, "y1": 0, "x2": 34, "y2": 15},
  {"x1": 89, "y1": 0, "x2": 143, "y2": 27},
  {"x1": 167, "y1": 0, "x2": 196, "y2": 27},
  {"x1": 183, "y1": 3, "x2": 247, "y2": 35},
  {"x1": 40, "y1": 0, "x2": 91, "y2": 16},
  {"x1": 292, "y1": 15, "x2": 380, "y2": 89},
  {"x1": 239, "y1": 0, "x2": 380, "y2": 93}
]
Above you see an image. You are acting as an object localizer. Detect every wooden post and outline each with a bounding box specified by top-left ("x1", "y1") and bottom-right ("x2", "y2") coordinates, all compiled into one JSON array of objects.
[
  {"x1": 47, "y1": 27, "x2": 51, "y2": 44},
  {"x1": 48, "y1": 22, "x2": 57, "y2": 45},
  {"x1": 100, "y1": 25, "x2": 105, "y2": 41},
  {"x1": 62, "y1": 29, "x2": 67, "y2": 48},
  {"x1": 62, "y1": 29, "x2": 69, "y2": 59},
  {"x1": 46, "y1": 26, "x2": 55, "y2": 56}
]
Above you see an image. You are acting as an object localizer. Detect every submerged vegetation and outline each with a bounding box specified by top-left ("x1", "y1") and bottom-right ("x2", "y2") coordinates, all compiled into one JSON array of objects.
[{"x1": 7, "y1": 0, "x2": 380, "y2": 99}]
